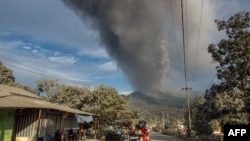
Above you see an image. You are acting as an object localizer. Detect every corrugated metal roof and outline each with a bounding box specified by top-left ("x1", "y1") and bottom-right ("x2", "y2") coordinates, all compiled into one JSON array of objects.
[{"x1": 0, "y1": 85, "x2": 97, "y2": 116}]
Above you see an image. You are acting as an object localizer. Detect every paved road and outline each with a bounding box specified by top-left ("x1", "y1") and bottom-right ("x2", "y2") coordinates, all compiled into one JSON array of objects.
[
  {"x1": 84, "y1": 132, "x2": 188, "y2": 141},
  {"x1": 150, "y1": 132, "x2": 187, "y2": 141}
]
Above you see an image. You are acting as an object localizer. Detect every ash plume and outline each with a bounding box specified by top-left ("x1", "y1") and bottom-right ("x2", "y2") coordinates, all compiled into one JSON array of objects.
[{"x1": 61, "y1": 0, "x2": 169, "y2": 93}]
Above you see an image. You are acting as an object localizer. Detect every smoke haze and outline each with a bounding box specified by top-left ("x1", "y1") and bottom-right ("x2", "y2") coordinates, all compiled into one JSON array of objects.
[
  {"x1": 61, "y1": 0, "x2": 169, "y2": 93},
  {"x1": 61, "y1": 0, "x2": 224, "y2": 93}
]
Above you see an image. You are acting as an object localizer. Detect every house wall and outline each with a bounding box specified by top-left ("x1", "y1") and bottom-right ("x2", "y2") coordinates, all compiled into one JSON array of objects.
[
  {"x1": 14, "y1": 109, "x2": 63, "y2": 141},
  {"x1": 0, "y1": 109, "x2": 15, "y2": 141},
  {"x1": 43, "y1": 110, "x2": 78, "y2": 140},
  {"x1": 14, "y1": 109, "x2": 39, "y2": 141},
  {"x1": 6, "y1": 108, "x2": 88, "y2": 141},
  {"x1": 41, "y1": 110, "x2": 62, "y2": 141}
]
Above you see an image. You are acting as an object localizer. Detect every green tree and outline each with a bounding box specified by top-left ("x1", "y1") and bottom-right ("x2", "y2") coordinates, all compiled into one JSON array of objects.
[
  {"x1": 35, "y1": 79, "x2": 93, "y2": 110},
  {"x1": 92, "y1": 85, "x2": 139, "y2": 127},
  {"x1": 191, "y1": 96, "x2": 212, "y2": 134},
  {"x1": 35, "y1": 79, "x2": 61, "y2": 100},
  {"x1": 35, "y1": 80, "x2": 139, "y2": 132},
  {"x1": 205, "y1": 11, "x2": 250, "y2": 125},
  {"x1": 0, "y1": 60, "x2": 33, "y2": 92},
  {"x1": 0, "y1": 61, "x2": 15, "y2": 84},
  {"x1": 59, "y1": 84, "x2": 92, "y2": 110}
]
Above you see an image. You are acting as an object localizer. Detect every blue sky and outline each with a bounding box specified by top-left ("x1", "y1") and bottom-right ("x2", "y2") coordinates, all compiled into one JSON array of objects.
[{"x1": 0, "y1": 0, "x2": 249, "y2": 95}]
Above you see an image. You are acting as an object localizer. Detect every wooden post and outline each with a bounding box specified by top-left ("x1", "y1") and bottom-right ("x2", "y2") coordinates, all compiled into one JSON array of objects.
[
  {"x1": 94, "y1": 116, "x2": 99, "y2": 139},
  {"x1": 60, "y1": 112, "x2": 68, "y2": 141},
  {"x1": 35, "y1": 109, "x2": 42, "y2": 140}
]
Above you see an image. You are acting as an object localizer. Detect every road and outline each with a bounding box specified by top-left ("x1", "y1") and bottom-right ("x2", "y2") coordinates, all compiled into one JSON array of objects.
[{"x1": 150, "y1": 132, "x2": 187, "y2": 141}]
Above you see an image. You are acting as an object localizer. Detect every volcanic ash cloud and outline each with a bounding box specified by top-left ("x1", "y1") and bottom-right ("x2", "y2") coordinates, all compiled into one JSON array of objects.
[{"x1": 61, "y1": 0, "x2": 169, "y2": 93}]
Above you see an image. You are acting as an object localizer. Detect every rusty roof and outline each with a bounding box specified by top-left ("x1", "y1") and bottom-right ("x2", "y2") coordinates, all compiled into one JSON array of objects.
[{"x1": 0, "y1": 84, "x2": 97, "y2": 116}]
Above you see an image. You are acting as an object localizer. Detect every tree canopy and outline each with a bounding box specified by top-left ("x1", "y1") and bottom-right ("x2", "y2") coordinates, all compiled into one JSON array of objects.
[
  {"x1": 191, "y1": 11, "x2": 250, "y2": 135},
  {"x1": 206, "y1": 11, "x2": 250, "y2": 125},
  {"x1": 0, "y1": 60, "x2": 34, "y2": 92},
  {"x1": 0, "y1": 61, "x2": 15, "y2": 85},
  {"x1": 35, "y1": 79, "x2": 140, "y2": 129}
]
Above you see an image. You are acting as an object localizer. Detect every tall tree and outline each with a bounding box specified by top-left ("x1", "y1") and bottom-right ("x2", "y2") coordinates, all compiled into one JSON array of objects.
[
  {"x1": 92, "y1": 85, "x2": 139, "y2": 127},
  {"x1": 0, "y1": 61, "x2": 15, "y2": 84},
  {"x1": 35, "y1": 79, "x2": 92, "y2": 110},
  {"x1": 205, "y1": 11, "x2": 250, "y2": 125},
  {"x1": 59, "y1": 84, "x2": 92, "y2": 110},
  {"x1": 0, "y1": 60, "x2": 33, "y2": 92},
  {"x1": 35, "y1": 79, "x2": 61, "y2": 99}
]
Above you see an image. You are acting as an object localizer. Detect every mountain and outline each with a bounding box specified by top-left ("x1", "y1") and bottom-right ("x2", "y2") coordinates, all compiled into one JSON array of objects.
[
  {"x1": 127, "y1": 90, "x2": 199, "y2": 108},
  {"x1": 126, "y1": 90, "x2": 204, "y2": 121}
]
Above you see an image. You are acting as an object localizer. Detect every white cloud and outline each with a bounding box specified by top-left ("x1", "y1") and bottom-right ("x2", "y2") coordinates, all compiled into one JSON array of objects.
[
  {"x1": 54, "y1": 51, "x2": 61, "y2": 56},
  {"x1": 77, "y1": 47, "x2": 109, "y2": 58},
  {"x1": 98, "y1": 61, "x2": 118, "y2": 72},
  {"x1": 0, "y1": 0, "x2": 108, "y2": 59},
  {"x1": 32, "y1": 49, "x2": 38, "y2": 54},
  {"x1": 48, "y1": 56, "x2": 77, "y2": 65},
  {"x1": 0, "y1": 39, "x2": 119, "y2": 90},
  {"x1": 119, "y1": 90, "x2": 133, "y2": 95},
  {"x1": 23, "y1": 46, "x2": 31, "y2": 50}
]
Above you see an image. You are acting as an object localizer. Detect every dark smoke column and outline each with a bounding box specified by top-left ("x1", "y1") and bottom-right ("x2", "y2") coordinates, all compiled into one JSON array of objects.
[{"x1": 61, "y1": 0, "x2": 169, "y2": 93}]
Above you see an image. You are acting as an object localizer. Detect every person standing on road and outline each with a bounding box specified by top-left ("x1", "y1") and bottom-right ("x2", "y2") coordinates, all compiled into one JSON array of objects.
[
  {"x1": 131, "y1": 124, "x2": 141, "y2": 141},
  {"x1": 139, "y1": 120, "x2": 150, "y2": 141}
]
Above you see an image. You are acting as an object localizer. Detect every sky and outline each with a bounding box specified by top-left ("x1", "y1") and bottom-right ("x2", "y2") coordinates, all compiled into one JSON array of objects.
[{"x1": 0, "y1": 0, "x2": 249, "y2": 95}]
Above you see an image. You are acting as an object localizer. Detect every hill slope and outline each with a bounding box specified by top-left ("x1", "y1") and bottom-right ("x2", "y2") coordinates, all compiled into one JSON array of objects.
[{"x1": 126, "y1": 90, "x2": 204, "y2": 121}]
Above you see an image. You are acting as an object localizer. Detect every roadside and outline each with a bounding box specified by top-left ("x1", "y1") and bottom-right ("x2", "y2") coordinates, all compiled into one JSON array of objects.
[{"x1": 161, "y1": 130, "x2": 223, "y2": 141}]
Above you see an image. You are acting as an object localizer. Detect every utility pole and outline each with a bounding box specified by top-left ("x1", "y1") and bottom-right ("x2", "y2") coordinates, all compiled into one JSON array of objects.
[
  {"x1": 182, "y1": 87, "x2": 192, "y2": 130},
  {"x1": 162, "y1": 111, "x2": 165, "y2": 129},
  {"x1": 166, "y1": 112, "x2": 169, "y2": 129}
]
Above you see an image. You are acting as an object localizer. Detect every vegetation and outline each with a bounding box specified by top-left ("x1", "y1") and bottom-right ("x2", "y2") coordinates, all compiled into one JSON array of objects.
[
  {"x1": 190, "y1": 96, "x2": 213, "y2": 134},
  {"x1": 191, "y1": 11, "x2": 250, "y2": 134},
  {"x1": 0, "y1": 59, "x2": 187, "y2": 136},
  {"x1": 0, "y1": 61, "x2": 34, "y2": 92},
  {"x1": 0, "y1": 61, "x2": 15, "y2": 84},
  {"x1": 0, "y1": 61, "x2": 140, "y2": 136},
  {"x1": 1, "y1": 60, "x2": 181, "y2": 135},
  {"x1": 35, "y1": 79, "x2": 140, "y2": 133}
]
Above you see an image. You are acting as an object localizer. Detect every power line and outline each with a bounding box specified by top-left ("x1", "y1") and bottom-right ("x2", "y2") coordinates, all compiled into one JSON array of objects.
[
  {"x1": 169, "y1": 0, "x2": 182, "y2": 75},
  {"x1": 206, "y1": 73, "x2": 217, "y2": 90},
  {"x1": 0, "y1": 55, "x2": 46, "y2": 74},
  {"x1": 3, "y1": 62, "x2": 51, "y2": 78},
  {"x1": 192, "y1": 0, "x2": 204, "y2": 87},
  {"x1": 185, "y1": 0, "x2": 189, "y2": 84},
  {"x1": 0, "y1": 56, "x2": 88, "y2": 85}
]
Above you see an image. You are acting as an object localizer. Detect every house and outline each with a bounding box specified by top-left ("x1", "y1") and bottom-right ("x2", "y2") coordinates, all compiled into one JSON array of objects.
[{"x1": 0, "y1": 84, "x2": 98, "y2": 141}]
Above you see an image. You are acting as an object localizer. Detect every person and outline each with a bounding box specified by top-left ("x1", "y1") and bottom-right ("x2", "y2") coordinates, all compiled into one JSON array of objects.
[
  {"x1": 54, "y1": 130, "x2": 62, "y2": 141},
  {"x1": 138, "y1": 120, "x2": 150, "y2": 141},
  {"x1": 68, "y1": 128, "x2": 74, "y2": 141},
  {"x1": 186, "y1": 128, "x2": 191, "y2": 137},
  {"x1": 77, "y1": 124, "x2": 86, "y2": 140},
  {"x1": 130, "y1": 124, "x2": 141, "y2": 141}
]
